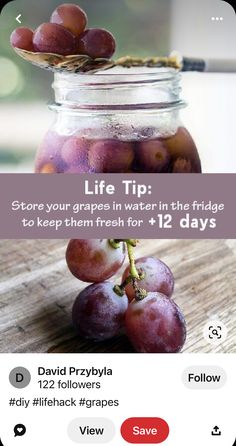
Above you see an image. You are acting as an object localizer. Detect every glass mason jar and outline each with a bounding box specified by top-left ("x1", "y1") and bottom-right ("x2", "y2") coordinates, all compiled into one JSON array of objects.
[{"x1": 35, "y1": 68, "x2": 201, "y2": 173}]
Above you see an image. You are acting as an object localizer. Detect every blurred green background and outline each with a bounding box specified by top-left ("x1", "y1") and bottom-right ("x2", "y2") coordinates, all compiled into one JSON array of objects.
[{"x1": 0, "y1": 0, "x2": 171, "y2": 170}]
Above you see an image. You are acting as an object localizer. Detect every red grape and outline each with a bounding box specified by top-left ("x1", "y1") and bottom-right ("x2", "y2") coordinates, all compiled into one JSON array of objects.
[
  {"x1": 77, "y1": 28, "x2": 116, "y2": 59},
  {"x1": 39, "y1": 163, "x2": 57, "y2": 173},
  {"x1": 72, "y1": 282, "x2": 128, "y2": 341},
  {"x1": 35, "y1": 131, "x2": 67, "y2": 173},
  {"x1": 138, "y1": 139, "x2": 170, "y2": 172},
  {"x1": 89, "y1": 139, "x2": 134, "y2": 173},
  {"x1": 50, "y1": 3, "x2": 87, "y2": 37},
  {"x1": 10, "y1": 27, "x2": 34, "y2": 51},
  {"x1": 33, "y1": 23, "x2": 77, "y2": 55},
  {"x1": 165, "y1": 127, "x2": 202, "y2": 173},
  {"x1": 61, "y1": 136, "x2": 89, "y2": 168},
  {"x1": 172, "y1": 157, "x2": 192, "y2": 173},
  {"x1": 122, "y1": 256, "x2": 174, "y2": 302},
  {"x1": 65, "y1": 165, "x2": 91, "y2": 173},
  {"x1": 66, "y1": 239, "x2": 126, "y2": 282},
  {"x1": 125, "y1": 292, "x2": 186, "y2": 353}
]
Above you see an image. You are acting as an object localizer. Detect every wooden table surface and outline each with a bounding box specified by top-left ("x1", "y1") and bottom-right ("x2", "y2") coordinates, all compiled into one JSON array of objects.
[{"x1": 0, "y1": 239, "x2": 235, "y2": 354}]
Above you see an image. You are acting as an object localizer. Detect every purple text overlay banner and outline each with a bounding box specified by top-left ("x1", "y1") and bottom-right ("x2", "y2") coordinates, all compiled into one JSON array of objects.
[{"x1": 0, "y1": 174, "x2": 235, "y2": 239}]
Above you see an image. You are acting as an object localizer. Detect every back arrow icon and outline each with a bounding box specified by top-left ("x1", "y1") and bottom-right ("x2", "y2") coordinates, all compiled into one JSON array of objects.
[{"x1": 16, "y1": 14, "x2": 22, "y2": 23}]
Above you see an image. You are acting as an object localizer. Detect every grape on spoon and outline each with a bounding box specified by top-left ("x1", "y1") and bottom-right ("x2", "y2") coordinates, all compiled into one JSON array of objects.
[
  {"x1": 10, "y1": 27, "x2": 34, "y2": 51},
  {"x1": 77, "y1": 28, "x2": 116, "y2": 59},
  {"x1": 50, "y1": 3, "x2": 87, "y2": 37},
  {"x1": 33, "y1": 23, "x2": 78, "y2": 55}
]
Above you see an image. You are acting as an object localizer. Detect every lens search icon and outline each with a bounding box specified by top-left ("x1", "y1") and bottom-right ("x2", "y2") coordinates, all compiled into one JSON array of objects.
[
  {"x1": 14, "y1": 424, "x2": 26, "y2": 437},
  {"x1": 203, "y1": 318, "x2": 228, "y2": 345},
  {"x1": 209, "y1": 327, "x2": 221, "y2": 339}
]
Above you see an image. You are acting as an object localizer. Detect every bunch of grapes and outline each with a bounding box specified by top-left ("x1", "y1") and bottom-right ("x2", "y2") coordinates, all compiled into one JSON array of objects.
[
  {"x1": 66, "y1": 239, "x2": 186, "y2": 353},
  {"x1": 10, "y1": 3, "x2": 116, "y2": 59}
]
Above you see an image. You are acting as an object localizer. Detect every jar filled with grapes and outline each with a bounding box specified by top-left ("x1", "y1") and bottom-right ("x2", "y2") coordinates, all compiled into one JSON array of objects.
[{"x1": 35, "y1": 67, "x2": 201, "y2": 173}]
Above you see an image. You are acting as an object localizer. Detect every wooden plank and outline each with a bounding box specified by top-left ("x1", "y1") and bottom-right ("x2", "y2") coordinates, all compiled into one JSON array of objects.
[{"x1": 0, "y1": 239, "x2": 235, "y2": 353}]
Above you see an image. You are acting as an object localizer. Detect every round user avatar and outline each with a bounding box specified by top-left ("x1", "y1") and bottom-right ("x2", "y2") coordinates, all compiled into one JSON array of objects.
[{"x1": 9, "y1": 367, "x2": 31, "y2": 388}]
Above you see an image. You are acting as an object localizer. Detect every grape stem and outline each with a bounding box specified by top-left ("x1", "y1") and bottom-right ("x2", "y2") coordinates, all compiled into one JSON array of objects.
[
  {"x1": 112, "y1": 239, "x2": 148, "y2": 300},
  {"x1": 113, "y1": 269, "x2": 145, "y2": 297},
  {"x1": 125, "y1": 240, "x2": 148, "y2": 300},
  {"x1": 113, "y1": 274, "x2": 133, "y2": 296},
  {"x1": 126, "y1": 240, "x2": 139, "y2": 279},
  {"x1": 113, "y1": 284, "x2": 125, "y2": 297},
  {"x1": 109, "y1": 238, "x2": 140, "y2": 281},
  {"x1": 132, "y1": 278, "x2": 148, "y2": 301},
  {"x1": 109, "y1": 239, "x2": 121, "y2": 249},
  {"x1": 109, "y1": 239, "x2": 137, "y2": 249}
]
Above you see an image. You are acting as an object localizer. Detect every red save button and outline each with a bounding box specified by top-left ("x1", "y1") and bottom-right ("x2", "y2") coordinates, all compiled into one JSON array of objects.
[{"x1": 121, "y1": 417, "x2": 169, "y2": 444}]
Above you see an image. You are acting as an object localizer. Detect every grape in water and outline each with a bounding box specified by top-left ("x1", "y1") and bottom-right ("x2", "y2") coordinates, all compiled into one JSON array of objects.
[
  {"x1": 35, "y1": 131, "x2": 68, "y2": 174},
  {"x1": 61, "y1": 136, "x2": 89, "y2": 169},
  {"x1": 10, "y1": 27, "x2": 34, "y2": 51},
  {"x1": 66, "y1": 239, "x2": 126, "y2": 282},
  {"x1": 77, "y1": 28, "x2": 116, "y2": 59},
  {"x1": 172, "y1": 157, "x2": 191, "y2": 173},
  {"x1": 122, "y1": 256, "x2": 174, "y2": 301},
  {"x1": 89, "y1": 139, "x2": 134, "y2": 173},
  {"x1": 138, "y1": 139, "x2": 170, "y2": 172},
  {"x1": 65, "y1": 164, "x2": 91, "y2": 173},
  {"x1": 33, "y1": 23, "x2": 77, "y2": 55},
  {"x1": 125, "y1": 292, "x2": 186, "y2": 353},
  {"x1": 50, "y1": 3, "x2": 87, "y2": 37},
  {"x1": 165, "y1": 127, "x2": 201, "y2": 173},
  {"x1": 40, "y1": 163, "x2": 57, "y2": 173},
  {"x1": 72, "y1": 282, "x2": 128, "y2": 341}
]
